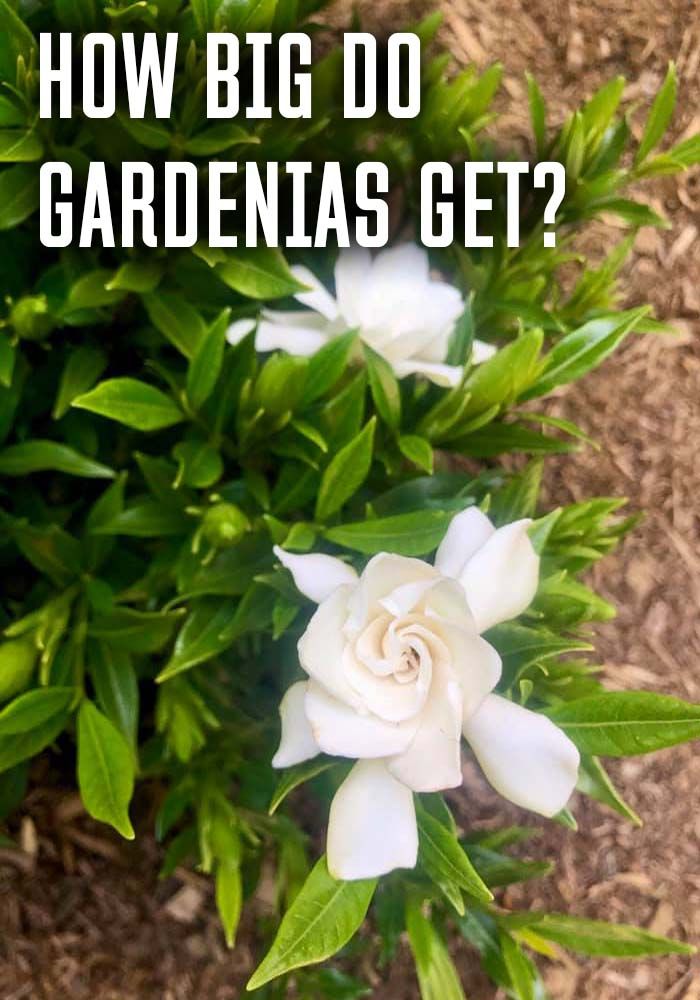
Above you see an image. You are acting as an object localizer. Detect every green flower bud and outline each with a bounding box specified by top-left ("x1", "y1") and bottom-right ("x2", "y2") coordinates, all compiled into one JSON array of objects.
[
  {"x1": 0, "y1": 637, "x2": 37, "y2": 701},
  {"x1": 202, "y1": 503, "x2": 250, "y2": 548},
  {"x1": 10, "y1": 294, "x2": 54, "y2": 342}
]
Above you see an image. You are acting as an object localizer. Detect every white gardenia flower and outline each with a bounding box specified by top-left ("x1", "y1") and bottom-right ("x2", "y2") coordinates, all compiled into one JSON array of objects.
[
  {"x1": 271, "y1": 507, "x2": 580, "y2": 881},
  {"x1": 226, "y1": 244, "x2": 496, "y2": 387}
]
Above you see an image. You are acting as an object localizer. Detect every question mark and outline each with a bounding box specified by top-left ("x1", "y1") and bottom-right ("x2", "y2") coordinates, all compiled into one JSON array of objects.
[{"x1": 533, "y1": 161, "x2": 566, "y2": 247}]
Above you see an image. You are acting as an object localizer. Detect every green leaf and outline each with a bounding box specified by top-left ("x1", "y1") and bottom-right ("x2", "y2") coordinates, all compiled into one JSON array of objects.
[
  {"x1": 364, "y1": 345, "x2": 401, "y2": 432},
  {"x1": 184, "y1": 123, "x2": 258, "y2": 155},
  {"x1": 577, "y1": 754, "x2": 641, "y2": 825},
  {"x1": 517, "y1": 913, "x2": 694, "y2": 957},
  {"x1": 315, "y1": 417, "x2": 376, "y2": 521},
  {"x1": 635, "y1": 62, "x2": 677, "y2": 165},
  {"x1": 77, "y1": 700, "x2": 134, "y2": 839},
  {"x1": 462, "y1": 329, "x2": 543, "y2": 416},
  {"x1": 88, "y1": 608, "x2": 181, "y2": 654},
  {"x1": 173, "y1": 440, "x2": 223, "y2": 489},
  {"x1": 247, "y1": 855, "x2": 376, "y2": 990},
  {"x1": 417, "y1": 802, "x2": 492, "y2": 903},
  {"x1": 0, "y1": 439, "x2": 114, "y2": 478},
  {"x1": 301, "y1": 330, "x2": 357, "y2": 405},
  {"x1": 546, "y1": 691, "x2": 700, "y2": 756},
  {"x1": 157, "y1": 599, "x2": 238, "y2": 682},
  {"x1": 325, "y1": 509, "x2": 455, "y2": 557},
  {"x1": 186, "y1": 309, "x2": 230, "y2": 409},
  {"x1": 53, "y1": 346, "x2": 108, "y2": 419},
  {"x1": 499, "y1": 931, "x2": 536, "y2": 1000},
  {"x1": 0, "y1": 687, "x2": 75, "y2": 735},
  {"x1": 106, "y1": 259, "x2": 163, "y2": 293},
  {"x1": 216, "y1": 860, "x2": 243, "y2": 948},
  {"x1": 0, "y1": 165, "x2": 40, "y2": 230},
  {"x1": 65, "y1": 270, "x2": 126, "y2": 312},
  {"x1": 269, "y1": 759, "x2": 339, "y2": 815},
  {"x1": 406, "y1": 899, "x2": 467, "y2": 1000},
  {"x1": 89, "y1": 642, "x2": 139, "y2": 747},
  {"x1": 73, "y1": 378, "x2": 184, "y2": 431},
  {"x1": 90, "y1": 501, "x2": 190, "y2": 537},
  {"x1": 398, "y1": 435, "x2": 434, "y2": 474},
  {"x1": 0, "y1": 128, "x2": 42, "y2": 162},
  {"x1": 0, "y1": 711, "x2": 70, "y2": 774},
  {"x1": 118, "y1": 114, "x2": 171, "y2": 150},
  {"x1": 143, "y1": 292, "x2": 207, "y2": 358},
  {"x1": 521, "y1": 308, "x2": 649, "y2": 401},
  {"x1": 217, "y1": 248, "x2": 306, "y2": 300},
  {"x1": 526, "y1": 73, "x2": 546, "y2": 157}
]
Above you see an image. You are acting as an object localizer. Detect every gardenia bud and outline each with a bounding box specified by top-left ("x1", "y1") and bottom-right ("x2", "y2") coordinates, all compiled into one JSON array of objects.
[
  {"x1": 202, "y1": 503, "x2": 250, "y2": 547},
  {"x1": 0, "y1": 637, "x2": 38, "y2": 701},
  {"x1": 10, "y1": 294, "x2": 54, "y2": 341}
]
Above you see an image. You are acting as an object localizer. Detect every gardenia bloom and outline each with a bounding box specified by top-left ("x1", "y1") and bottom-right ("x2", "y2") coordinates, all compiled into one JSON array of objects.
[
  {"x1": 226, "y1": 244, "x2": 496, "y2": 387},
  {"x1": 271, "y1": 507, "x2": 580, "y2": 881}
]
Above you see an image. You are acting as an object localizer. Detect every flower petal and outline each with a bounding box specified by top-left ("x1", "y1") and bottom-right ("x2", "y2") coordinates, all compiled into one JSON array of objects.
[
  {"x1": 226, "y1": 318, "x2": 256, "y2": 345},
  {"x1": 305, "y1": 680, "x2": 418, "y2": 758},
  {"x1": 291, "y1": 264, "x2": 340, "y2": 322},
  {"x1": 334, "y1": 247, "x2": 372, "y2": 327},
  {"x1": 471, "y1": 339, "x2": 497, "y2": 364},
  {"x1": 444, "y1": 630, "x2": 502, "y2": 719},
  {"x1": 387, "y1": 663, "x2": 463, "y2": 792},
  {"x1": 392, "y1": 359, "x2": 464, "y2": 387},
  {"x1": 459, "y1": 519, "x2": 540, "y2": 631},
  {"x1": 434, "y1": 506, "x2": 495, "y2": 581},
  {"x1": 345, "y1": 553, "x2": 437, "y2": 632},
  {"x1": 255, "y1": 317, "x2": 328, "y2": 356},
  {"x1": 327, "y1": 759, "x2": 418, "y2": 879},
  {"x1": 271, "y1": 681, "x2": 319, "y2": 768},
  {"x1": 298, "y1": 586, "x2": 364, "y2": 708},
  {"x1": 463, "y1": 693, "x2": 580, "y2": 816},
  {"x1": 274, "y1": 546, "x2": 358, "y2": 604}
]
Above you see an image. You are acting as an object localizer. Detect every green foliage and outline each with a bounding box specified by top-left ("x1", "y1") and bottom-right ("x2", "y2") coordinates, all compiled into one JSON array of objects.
[{"x1": 0, "y1": 1, "x2": 698, "y2": 996}]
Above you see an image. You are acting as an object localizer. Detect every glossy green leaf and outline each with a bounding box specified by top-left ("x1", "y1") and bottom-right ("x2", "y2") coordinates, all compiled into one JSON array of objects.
[
  {"x1": 0, "y1": 686, "x2": 75, "y2": 735},
  {"x1": 217, "y1": 248, "x2": 306, "y2": 300},
  {"x1": 315, "y1": 417, "x2": 376, "y2": 520},
  {"x1": 635, "y1": 62, "x2": 677, "y2": 165},
  {"x1": 364, "y1": 345, "x2": 400, "y2": 431},
  {"x1": 143, "y1": 292, "x2": 207, "y2": 358},
  {"x1": 247, "y1": 855, "x2": 376, "y2": 990},
  {"x1": 77, "y1": 700, "x2": 135, "y2": 839},
  {"x1": 546, "y1": 691, "x2": 700, "y2": 756},
  {"x1": 417, "y1": 802, "x2": 492, "y2": 903},
  {"x1": 53, "y1": 346, "x2": 108, "y2": 419},
  {"x1": 0, "y1": 439, "x2": 114, "y2": 478},
  {"x1": 0, "y1": 165, "x2": 40, "y2": 230},
  {"x1": 186, "y1": 309, "x2": 229, "y2": 409},
  {"x1": 325, "y1": 509, "x2": 455, "y2": 556},
  {"x1": 516, "y1": 912, "x2": 694, "y2": 957},
  {"x1": 73, "y1": 378, "x2": 184, "y2": 431},
  {"x1": 406, "y1": 899, "x2": 466, "y2": 1000}
]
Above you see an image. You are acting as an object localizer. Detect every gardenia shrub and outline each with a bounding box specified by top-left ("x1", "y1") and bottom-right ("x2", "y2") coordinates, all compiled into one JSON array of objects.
[{"x1": 0, "y1": 2, "x2": 699, "y2": 997}]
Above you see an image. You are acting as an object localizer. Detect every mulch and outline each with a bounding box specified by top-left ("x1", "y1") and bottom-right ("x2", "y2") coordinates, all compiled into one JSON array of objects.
[{"x1": 1, "y1": 2, "x2": 699, "y2": 997}]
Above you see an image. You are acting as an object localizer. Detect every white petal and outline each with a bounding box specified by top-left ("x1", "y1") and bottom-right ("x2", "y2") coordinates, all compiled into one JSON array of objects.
[
  {"x1": 272, "y1": 681, "x2": 319, "y2": 768},
  {"x1": 392, "y1": 359, "x2": 464, "y2": 387},
  {"x1": 255, "y1": 317, "x2": 328, "y2": 356},
  {"x1": 434, "y1": 507, "x2": 495, "y2": 581},
  {"x1": 274, "y1": 546, "x2": 358, "y2": 604},
  {"x1": 387, "y1": 663, "x2": 463, "y2": 792},
  {"x1": 298, "y1": 585, "x2": 363, "y2": 708},
  {"x1": 327, "y1": 759, "x2": 418, "y2": 879},
  {"x1": 305, "y1": 680, "x2": 418, "y2": 758},
  {"x1": 371, "y1": 243, "x2": 430, "y2": 286},
  {"x1": 226, "y1": 318, "x2": 256, "y2": 345},
  {"x1": 463, "y1": 694, "x2": 580, "y2": 817},
  {"x1": 471, "y1": 339, "x2": 497, "y2": 364},
  {"x1": 334, "y1": 247, "x2": 372, "y2": 327},
  {"x1": 443, "y1": 629, "x2": 502, "y2": 719},
  {"x1": 291, "y1": 265, "x2": 340, "y2": 322},
  {"x1": 345, "y1": 553, "x2": 437, "y2": 631},
  {"x1": 460, "y1": 519, "x2": 540, "y2": 632}
]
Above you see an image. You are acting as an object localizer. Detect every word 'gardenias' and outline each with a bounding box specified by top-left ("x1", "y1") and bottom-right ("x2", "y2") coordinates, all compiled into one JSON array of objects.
[{"x1": 39, "y1": 160, "x2": 566, "y2": 249}]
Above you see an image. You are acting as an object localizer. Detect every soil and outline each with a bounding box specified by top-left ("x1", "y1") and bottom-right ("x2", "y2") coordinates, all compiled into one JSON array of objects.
[{"x1": 1, "y1": 2, "x2": 699, "y2": 998}]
